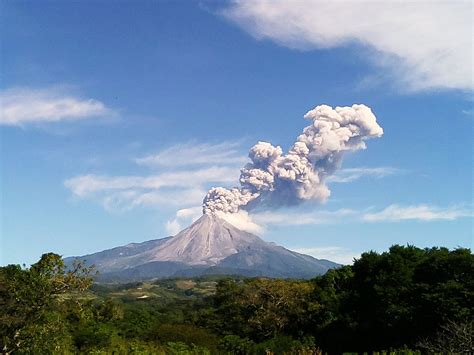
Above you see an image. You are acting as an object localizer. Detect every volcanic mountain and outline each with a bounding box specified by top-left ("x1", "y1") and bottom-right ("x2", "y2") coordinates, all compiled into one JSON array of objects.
[{"x1": 65, "y1": 214, "x2": 340, "y2": 281}]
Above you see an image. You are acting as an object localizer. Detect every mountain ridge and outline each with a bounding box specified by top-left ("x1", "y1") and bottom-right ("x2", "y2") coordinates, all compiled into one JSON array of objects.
[{"x1": 65, "y1": 214, "x2": 340, "y2": 281}]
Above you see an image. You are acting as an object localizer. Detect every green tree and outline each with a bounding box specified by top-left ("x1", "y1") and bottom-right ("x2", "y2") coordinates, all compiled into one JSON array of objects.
[
  {"x1": 0, "y1": 253, "x2": 94, "y2": 354},
  {"x1": 310, "y1": 245, "x2": 474, "y2": 352},
  {"x1": 219, "y1": 335, "x2": 255, "y2": 354},
  {"x1": 214, "y1": 278, "x2": 315, "y2": 340},
  {"x1": 151, "y1": 324, "x2": 218, "y2": 351}
]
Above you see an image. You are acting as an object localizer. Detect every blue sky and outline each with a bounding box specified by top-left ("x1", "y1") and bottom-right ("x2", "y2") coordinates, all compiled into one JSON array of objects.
[{"x1": 1, "y1": 0, "x2": 472, "y2": 265}]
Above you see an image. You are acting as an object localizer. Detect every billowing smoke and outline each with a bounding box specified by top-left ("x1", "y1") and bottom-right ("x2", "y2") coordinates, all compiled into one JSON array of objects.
[{"x1": 203, "y1": 104, "x2": 383, "y2": 215}]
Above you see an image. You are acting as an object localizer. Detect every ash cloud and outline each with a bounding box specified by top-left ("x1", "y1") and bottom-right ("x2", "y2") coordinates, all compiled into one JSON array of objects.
[{"x1": 203, "y1": 104, "x2": 383, "y2": 215}]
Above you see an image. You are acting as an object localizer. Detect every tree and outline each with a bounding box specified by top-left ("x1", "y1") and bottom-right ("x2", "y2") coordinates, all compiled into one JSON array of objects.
[
  {"x1": 310, "y1": 245, "x2": 473, "y2": 352},
  {"x1": 214, "y1": 278, "x2": 315, "y2": 340},
  {"x1": 0, "y1": 253, "x2": 94, "y2": 354},
  {"x1": 417, "y1": 320, "x2": 474, "y2": 353},
  {"x1": 310, "y1": 266, "x2": 356, "y2": 352}
]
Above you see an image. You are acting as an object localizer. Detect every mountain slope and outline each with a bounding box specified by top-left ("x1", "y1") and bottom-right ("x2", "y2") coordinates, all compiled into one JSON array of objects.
[
  {"x1": 148, "y1": 214, "x2": 267, "y2": 265},
  {"x1": 65, "y1": 214, "x2": 340, "y2": 281}
]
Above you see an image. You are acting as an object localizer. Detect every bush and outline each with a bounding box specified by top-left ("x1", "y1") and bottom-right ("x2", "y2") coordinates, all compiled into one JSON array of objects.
[
  {"x1": 153, "y1": 324, "x2": 219, "y2": 351},
  {"x1": 219, "y1": 335, "x2": 255, "y2": 354}
]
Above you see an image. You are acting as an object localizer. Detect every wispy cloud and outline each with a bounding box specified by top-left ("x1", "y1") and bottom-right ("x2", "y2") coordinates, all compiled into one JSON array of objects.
[
  {"x1": 99, "y1": 188, "x2": 207, "y2": 213},
  {"x1": 327, "y1": 167, "x2": 402, "y2": 183},
  {"x1": 65, "y1": 139, "x2": 249, "y2": 213},
  {"x1": 136, "y1": 141, "x2": 248, "y2": 168},
  {"x1": 462, "y1": 108, "x2": 474, "y2": 117},
  {"x1": 253, "y1": 208, "x2": 357, "y2": 226},
  {"x1": 222, "y1": 1, "x2": 472, "y2": 91},
  {"x1": 65, "y1": 167, "x2": 237, "y2": 198},
  {"x1": 165, "y1": 206, "x2": 203, "y2": 235},
  {"x1": 249, "y1": 203, "x2": 472, "y2": 228},
  {"x1": 291, "y1": 246, "x2": 360, "y2": 265},
  {"x1": 363, "y1": 204, "x2": 473, "y2": 222},
  {"x1": 0, "y1": 87, "x2": 115, "y2": 126},
  {"x1": 65, "y1": 166, "x2": 238, "y2": 212}
]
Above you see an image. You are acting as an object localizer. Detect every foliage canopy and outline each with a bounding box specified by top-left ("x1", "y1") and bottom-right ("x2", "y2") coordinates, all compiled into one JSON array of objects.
[{"x1": 0, "y1": 245, "x2": 472, "y2": 354}]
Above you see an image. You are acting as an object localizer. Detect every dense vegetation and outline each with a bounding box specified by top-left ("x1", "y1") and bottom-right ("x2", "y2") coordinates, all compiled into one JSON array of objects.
[{"x1": 1, "y1": 245, "x2": 472, "y2": 354}]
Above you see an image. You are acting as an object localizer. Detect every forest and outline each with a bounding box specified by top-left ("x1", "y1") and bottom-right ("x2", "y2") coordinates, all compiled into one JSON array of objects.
[{"x1": 1, "y1": 245, "x2": 472, "y2": 354}]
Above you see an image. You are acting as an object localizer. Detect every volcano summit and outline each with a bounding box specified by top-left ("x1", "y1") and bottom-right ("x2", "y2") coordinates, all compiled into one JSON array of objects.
[{"x1": 66, "y1": 214, "x2": 340, "y2": 281}]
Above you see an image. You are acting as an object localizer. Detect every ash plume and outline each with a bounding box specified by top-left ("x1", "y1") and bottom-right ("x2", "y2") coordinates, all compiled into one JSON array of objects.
[{"x1": 203, "y1": 104, "x2": 383, "y2": 215}]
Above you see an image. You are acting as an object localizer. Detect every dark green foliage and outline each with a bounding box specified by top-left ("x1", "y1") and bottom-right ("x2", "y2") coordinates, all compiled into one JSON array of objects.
[
  {"x1": 0, "y1": 253, "x2": 93, "y2": 354},
  {"x1": 343, "y1": 245, "x2": 473, "y2": 351},
  {"x1": 219, "y1": 335, "x2": 255, "y2": 354},
  {"x1": 307, "y1": 246, "x2": 473, "y2": 352},
  {"x1": 213, "y1": 278, "x2": 315, "y2": 340},
  {"x1": 74, "y1": 322, "x2": 114, "y2": 350},
  {"x1": 253, "y1": 336, "x2": 321, "y2": 355},
  {"x1": 165, "y1": 341, "x2": 211, "y2": 354},
  {"x1": 211, "y1": 245, "x2": 473, "y2": 353},
  {"x1": 0, "y1": 246, "x2": 472, "y2": 354},
  {"x1": 152, "y1": 324, "x2": 219, "y2": 351}
]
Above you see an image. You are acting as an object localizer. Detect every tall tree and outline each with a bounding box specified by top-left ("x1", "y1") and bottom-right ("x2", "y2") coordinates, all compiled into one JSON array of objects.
[{"x1": 0, "y1": 253, "x2": 94, "y2": 354}]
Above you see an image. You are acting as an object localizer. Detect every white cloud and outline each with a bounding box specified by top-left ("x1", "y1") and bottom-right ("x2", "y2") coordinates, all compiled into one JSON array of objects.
[
  {"x1": 363, "y1": 204, "x2": 474, "y2": 222},
  {"x1": 165, "y1": 219, "x2": 183, "y2": 236},
  {"x1": 64, "y1": 138, "x2": 252, "y2": 216},
  {"x1": 246, "y1": 203, "x2": 472, "y2": 228},
  {"x1": 217, "y1": 210, "x2": 264, "y2": 235},
  {"x1": 327, "y1": 167, "x2": 401, "y2": 183},
  {"x1": 98, "y1": 188, "x2": 207, "y2": 213},
  {"x1": 166, "y1": 208, "x2": 264, "y2": 236},
  {"x1": 166, "y1": 206, "x2": 203, "y2": 235},
  {"x1": 130, "y1": 188, "x2": 207, "y2": 209},
  {"x1": 253, "y1": 208, "x2": 357, "y2": 226},
  {"x1": 165, "y1": 207, "x2": 355, "y2": 236},
  {"x1": 0, "y1": 87, "x2": 115, "y2": 126},
  {"x1": 176, "y1": 206, "x2": 203, "y2": 219},
  {"x1": 65, "y1": 166, "x2": 237, "y2": 198},
  {"x1": 223, "y1": 1, "x2": 473, "y2": 91},
  {"x1": 462, "y1": 108, "x2": 474, "y2": 117},
  {"x1": 65, "y1": 139, "x2": 255, "y2": 235},
  {"x1": 136, "y1": 141, "x2": 248, "y2": 168},
  {"x1": 292, "y1": 246, "x2": 360, "y2": 265},
  {"x1": 64, "y1": 166, "x2": 238, "y2": 212}
]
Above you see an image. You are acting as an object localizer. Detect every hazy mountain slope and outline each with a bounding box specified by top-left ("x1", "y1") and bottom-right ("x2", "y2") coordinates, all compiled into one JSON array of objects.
[
  {"x1": 65, "y1": 214, "x2": 340, "y2": 281},
  {"x1": 65, "y1": 237, "x2": 171, "y2": 273},
  {"x1": 218, "y1": 246, "x2": 337, "y2": 278}
]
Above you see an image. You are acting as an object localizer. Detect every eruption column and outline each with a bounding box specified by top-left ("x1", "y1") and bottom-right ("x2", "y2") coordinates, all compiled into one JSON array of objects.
[{"x1": 203, "y1": 104, "x2": 383, "y2": 215}]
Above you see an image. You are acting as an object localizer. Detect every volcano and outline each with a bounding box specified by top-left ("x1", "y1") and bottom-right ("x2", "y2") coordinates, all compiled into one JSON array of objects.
[{"x1": 65, "y1": 214, "x2": 340, "y2": 281}]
